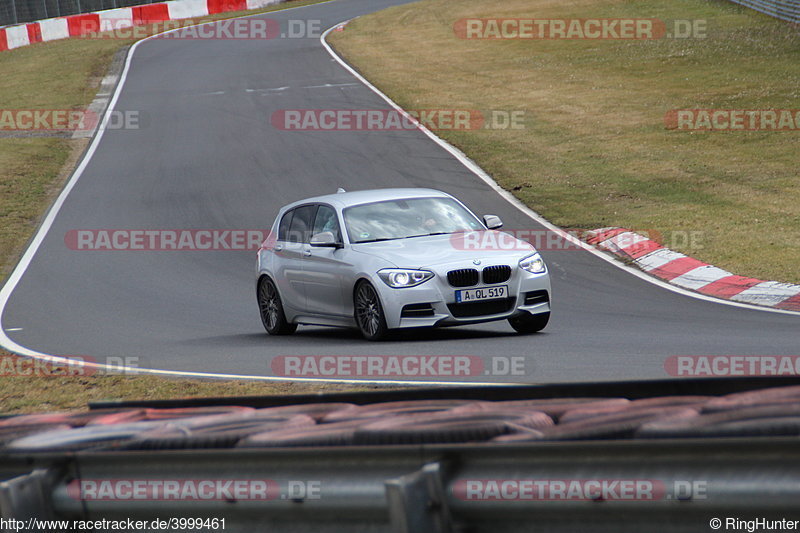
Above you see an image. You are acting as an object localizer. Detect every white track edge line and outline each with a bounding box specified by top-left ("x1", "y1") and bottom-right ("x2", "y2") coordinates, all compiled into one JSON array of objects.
[
  {"x1": 320, "y1": 20, "x2": 800, "y2": 319},
  {"x1": 0, "y1": 1, "x2": 521, "y2": 387},
  {"x1": 0, "y1": 6, "x2": 796, "y2": 390}
]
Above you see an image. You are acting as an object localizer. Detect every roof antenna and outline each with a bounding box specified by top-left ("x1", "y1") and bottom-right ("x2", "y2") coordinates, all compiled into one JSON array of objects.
[{"x1": 336, "y1": 188, "x2": 347, "y2": 194}]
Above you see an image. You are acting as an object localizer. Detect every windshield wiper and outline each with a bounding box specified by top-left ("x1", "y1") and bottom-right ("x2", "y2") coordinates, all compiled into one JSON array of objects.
[
  {"x1": 356, "y1": 237, "x2": 399, "y2": 243},
  {"x1": 406, "y1": 232, "x2": 451, "y2": 239},
  {"x1": 357, "y1": 233, "x2": 451, "y2": 243}
]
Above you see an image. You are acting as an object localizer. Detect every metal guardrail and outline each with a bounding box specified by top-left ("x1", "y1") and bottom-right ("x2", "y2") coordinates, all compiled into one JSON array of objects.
[
  {"x1": 0, "y1": 0, "x2": 165, "y2": 27},
  {"x1": 2, "y1": 438, "x2": 800, "y2": 532},
  {"x1": 728, "y1": 0, "x2": 800, "y2": 23}
]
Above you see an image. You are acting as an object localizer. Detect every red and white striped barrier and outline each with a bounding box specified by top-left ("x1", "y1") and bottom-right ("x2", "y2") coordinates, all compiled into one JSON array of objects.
[
  {"x1": 0, "y1": 0, "x2": 283, "y2": 51},
  {"x1": 586, "y1": 227, "x2": 800, "y2": 311}
]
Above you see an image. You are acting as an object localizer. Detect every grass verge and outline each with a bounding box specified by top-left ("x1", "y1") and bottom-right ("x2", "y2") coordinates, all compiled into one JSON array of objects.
[
  {"x1": 0, "y1": 352, "x2": 374, "y2": 414},
  {"x1": 0, "y1": 0, "x2": 330, "y2": 280},
  {"x1": 328, "y1": 0, "x2": 800, "y2": 283},
  {"x1": 0, "y1": 0, "x2": 364, "y2": 413}
]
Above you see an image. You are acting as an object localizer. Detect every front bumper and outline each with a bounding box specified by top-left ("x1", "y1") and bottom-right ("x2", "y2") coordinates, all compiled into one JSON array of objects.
[{"x1": 373, "y1": 263, "x2": 551, "y2": 329}]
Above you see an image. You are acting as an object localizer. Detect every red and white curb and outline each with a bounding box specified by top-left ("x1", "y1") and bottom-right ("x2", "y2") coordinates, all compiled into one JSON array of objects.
[
  {"x1": 586, "y1": 228, "x2": 800, "y2": 312},
  {"x1": 0, "y1": 0, "x2": 283, "y2": 52}
]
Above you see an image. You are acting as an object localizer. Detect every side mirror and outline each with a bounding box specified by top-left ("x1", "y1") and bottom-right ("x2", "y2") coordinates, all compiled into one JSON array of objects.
[
  {"x1": 483, "y1": 214, "x2": 503, "y2": 230},
  {"x1": 310, "y1": 231, "x2": 341, "y2": 248}
]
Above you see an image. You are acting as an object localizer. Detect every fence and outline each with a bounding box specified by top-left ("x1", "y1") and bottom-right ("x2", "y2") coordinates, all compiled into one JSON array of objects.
[
  {"x1": 0, "y1": 0, "x2": 165, "y2": 26},
  {"x1": 1, "y1": 0, "x2": 798, "y2": 31},
  {"x1": 728, "y1": 0, "x2": 800, "y2": 23}
]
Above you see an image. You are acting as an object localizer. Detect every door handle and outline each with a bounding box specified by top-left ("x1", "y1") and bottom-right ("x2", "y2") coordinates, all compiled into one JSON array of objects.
[
  {"x1": 274, "y1": 245, "x2": 283, "y2": 252},
  {"x1": 304, "y1": 250, "x2": 312, "y2": 257}
]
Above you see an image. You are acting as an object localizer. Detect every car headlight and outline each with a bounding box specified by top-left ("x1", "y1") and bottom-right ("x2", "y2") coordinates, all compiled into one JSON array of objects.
[
  {"x1": 519, "y1": 252, "x2": 546, "y2": 274},
  {"x1": 378, "y1": 269, "x2": 434, "y2": 288}
]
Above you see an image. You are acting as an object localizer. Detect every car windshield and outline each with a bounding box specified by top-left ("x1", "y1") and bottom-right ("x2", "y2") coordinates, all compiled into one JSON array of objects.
[{"x1": 344, "y1": 197, "x2": 484, "y2": 243}]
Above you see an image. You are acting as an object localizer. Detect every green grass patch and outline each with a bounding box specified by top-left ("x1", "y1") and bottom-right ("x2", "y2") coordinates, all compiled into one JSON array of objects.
[
  {"x1": 0, "y1": 0, "x2": 349, "y2": 409},
  {"x1": 0, "y1": 353, "x2": 370, "y2": 414},
  {"x1": 329, "y1": 0, "x2": 800, "y2": 282},
  {"x1": 0, "y1": 0, "x2": 331, "y2": 279}
]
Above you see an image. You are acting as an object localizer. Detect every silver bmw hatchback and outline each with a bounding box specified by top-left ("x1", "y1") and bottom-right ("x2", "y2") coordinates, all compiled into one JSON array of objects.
[{"x1": 256, "y1": 188, "x2": 551, "y2": 340}]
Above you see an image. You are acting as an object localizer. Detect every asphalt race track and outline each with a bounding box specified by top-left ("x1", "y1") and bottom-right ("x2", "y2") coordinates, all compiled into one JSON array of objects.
[{"x1": 1, "y1": 0, "x2": 799, "y2": 384}]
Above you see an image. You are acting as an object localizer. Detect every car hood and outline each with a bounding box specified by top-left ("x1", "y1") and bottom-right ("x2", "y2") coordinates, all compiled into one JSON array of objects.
[{"x1": 351, "y1": 232, "x2": 536, "y2": 269}]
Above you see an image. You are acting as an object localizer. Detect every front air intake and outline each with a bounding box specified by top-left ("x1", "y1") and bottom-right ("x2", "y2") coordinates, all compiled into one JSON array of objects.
[
  {"x1": 482, "y1": 265, "x2": 511, "y2": 284},
  {"x1": 447, "y1": 268, "x2": 479, "y2": 287}
]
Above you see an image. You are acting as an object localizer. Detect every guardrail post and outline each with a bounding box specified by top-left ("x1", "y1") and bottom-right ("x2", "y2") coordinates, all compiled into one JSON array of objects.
[
  {"x1": 385, "y1": 462, "x2": 453, "y2": 533},
  {"x1": 0, "y1": 469, "x2": 57, "y2": 520}
]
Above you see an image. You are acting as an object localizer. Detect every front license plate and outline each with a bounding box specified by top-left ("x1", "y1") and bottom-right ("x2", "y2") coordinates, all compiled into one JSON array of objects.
[{"x1": 455, "y1": 285, "x2": 508, "y2": 303}]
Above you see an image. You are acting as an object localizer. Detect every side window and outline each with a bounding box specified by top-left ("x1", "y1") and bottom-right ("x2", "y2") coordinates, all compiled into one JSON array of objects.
[
  {"x1": 278, "y1": 209, "x2": 294, "y2": 242},
  {"x1": 313, "y1": 205, "x2": 341, "y2": 241},
  {"x1": 288, "y1": 204, "x2": 317, "y2": 243}
]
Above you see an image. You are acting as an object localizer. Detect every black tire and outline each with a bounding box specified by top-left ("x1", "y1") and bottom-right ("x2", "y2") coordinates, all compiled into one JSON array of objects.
[
  {"x1": 257, "y1": 277, "x2": 297, "y2": 335},
  {"x1": 508, "y1": 312, "x2": 550, "y2": 334},
  {"x1": 354, "y1": 281, "x2": 389, "y2": 341}
]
